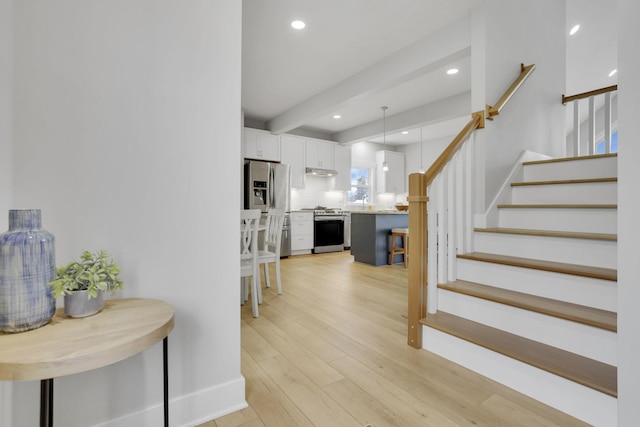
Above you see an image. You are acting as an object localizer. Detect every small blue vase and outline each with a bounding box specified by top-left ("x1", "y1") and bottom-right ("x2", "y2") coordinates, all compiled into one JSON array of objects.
[{"x1": 0, "y1": 209, "x2": 56, "y2": 332}]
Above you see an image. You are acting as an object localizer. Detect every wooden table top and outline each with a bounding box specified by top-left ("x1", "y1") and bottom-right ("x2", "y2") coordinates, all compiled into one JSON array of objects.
[{"x1": 0, "y1": 298, "x2": 175, "y2": 381}]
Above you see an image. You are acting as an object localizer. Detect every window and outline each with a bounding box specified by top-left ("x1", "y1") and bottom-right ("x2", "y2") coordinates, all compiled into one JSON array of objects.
[
  {"x1": 348, "y1": 168, "x2": 371, "y2": 205},
  {"x1": 595, "y1": 130, "x2": 618, "y2": 154}
]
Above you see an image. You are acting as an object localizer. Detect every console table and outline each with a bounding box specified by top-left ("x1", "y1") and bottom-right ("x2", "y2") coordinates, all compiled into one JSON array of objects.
[{"x1": 0, "y1": 298, "x2": 175, "y2": 427}]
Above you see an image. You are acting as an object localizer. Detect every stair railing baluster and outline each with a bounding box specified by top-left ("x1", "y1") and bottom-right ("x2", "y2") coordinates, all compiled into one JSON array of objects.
[
  {"x1": 407, "y1": 64, "x2": 535, "y2": 349},
  {"x1": 447, "y1": 159, "x2": 457, "y2": 281},
  {"x1": 604, "y1": 92, "x2": 612, "y2": 154},
  {"x1": 589, "y1": 97, "x2": 596, "y2": 155},
  {"x1": 562, "y1": 85, "x2": 618, "y2": 157}
]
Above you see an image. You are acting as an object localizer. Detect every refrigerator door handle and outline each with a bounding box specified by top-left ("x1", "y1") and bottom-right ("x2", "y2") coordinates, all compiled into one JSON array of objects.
[{"x1": 268, "y1": 165, "x2": 275, "y2": 210}]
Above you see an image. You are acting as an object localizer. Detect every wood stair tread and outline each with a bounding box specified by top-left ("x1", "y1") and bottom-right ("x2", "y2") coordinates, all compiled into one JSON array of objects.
[
  {"x1": 523, "y1": 153, "x2": 617, "y2": 166},
  {"x1": 438, "y1": 280, "x2": 617, "y2": 331},
  {"x1": 420, "y1": 311, "x2": 617, "y2": 397},
  {"x1": 497, "y1": 203, "x2": 617, "y2": 209},
  {"x1": 511, "y1": 177, "x2": 617, "y2": 186},
  {"x1": 457, "y1": 252, "x2": 617, "y2": 281},
  {"x1": 474, "y1": 227, "x2": 617, "y2": 241}
]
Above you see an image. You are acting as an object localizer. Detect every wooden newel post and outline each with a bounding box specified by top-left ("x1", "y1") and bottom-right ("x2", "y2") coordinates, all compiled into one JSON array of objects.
[{"x1": 407, "y1": 172, "x2": 428, "y2": 349}]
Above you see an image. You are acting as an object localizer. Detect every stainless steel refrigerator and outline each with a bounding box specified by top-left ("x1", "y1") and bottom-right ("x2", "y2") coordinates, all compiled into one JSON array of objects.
[{"x1": 244, "y1": 160, "x2": 291, "y2": 257}]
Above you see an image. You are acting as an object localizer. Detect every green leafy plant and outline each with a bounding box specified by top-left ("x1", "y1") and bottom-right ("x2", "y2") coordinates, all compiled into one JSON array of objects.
[{"x1": 49, "y1": 250, "x2": 124, "y2": 299}]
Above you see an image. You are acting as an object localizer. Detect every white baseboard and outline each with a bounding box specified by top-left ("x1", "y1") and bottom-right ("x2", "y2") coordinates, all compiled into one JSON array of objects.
[
  {"x1": 423, "y1": 327, "x2": 617, "y2": 427},
  {"x1": 0, "y1": 382, "x2": 12, "y2": 427},
  {"x1": 93, "y1": 376, "x2": 247, "y2": 427}
]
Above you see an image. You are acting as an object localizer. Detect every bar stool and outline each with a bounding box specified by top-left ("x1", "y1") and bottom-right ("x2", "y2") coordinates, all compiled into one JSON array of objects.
[{"x1": 389, "y1": 228, "x2": 409, "y2": 267}]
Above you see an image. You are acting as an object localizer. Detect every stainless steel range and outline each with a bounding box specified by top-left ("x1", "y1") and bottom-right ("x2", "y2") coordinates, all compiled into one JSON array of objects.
[{"x1": 307, "y1": 207, "x2": 345, "y2": 254}]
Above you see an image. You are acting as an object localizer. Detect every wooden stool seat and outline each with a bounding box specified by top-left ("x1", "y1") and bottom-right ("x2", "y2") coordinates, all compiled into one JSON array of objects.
[{"x1": 389, "y1": 228, "x2": 409, "y2": 267}]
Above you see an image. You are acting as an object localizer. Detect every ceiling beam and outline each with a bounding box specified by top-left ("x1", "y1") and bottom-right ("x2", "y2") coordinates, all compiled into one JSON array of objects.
[
  {"x1": 332, "y1": 91, "x2": 471, "y2": 144},
  {"x1": 266, "y1": 16, "x2": 471, "y2": 135}
]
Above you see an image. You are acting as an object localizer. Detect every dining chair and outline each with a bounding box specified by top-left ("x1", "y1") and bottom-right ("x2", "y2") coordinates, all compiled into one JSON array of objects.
[
  {"x1": 241, "y1": 209, "x2": 261, "y2": 317},
  {"x1": 258, "y1": 208, "x2": 285, "y2": 295}
]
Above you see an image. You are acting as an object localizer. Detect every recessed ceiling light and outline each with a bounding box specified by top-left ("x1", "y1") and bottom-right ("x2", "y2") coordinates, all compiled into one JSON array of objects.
[
  {"x1": 446, "y1": 68, "x2": 459, "y2": 75},
  {"x1": 402, "y1": 131, "x2": 409, "y2": 135},
  {"x1": 609, "y1": 69, "x2": 617, "y2": 77},
  {"x1": 291, "y1": 20, "x2": 306, "y2": 30},
  {"x1": 333, "y1": 114, "x2": 341, "y2": 119},
  {"x1": 569, "y1": 24, "x2": 580, "y2": 35}
]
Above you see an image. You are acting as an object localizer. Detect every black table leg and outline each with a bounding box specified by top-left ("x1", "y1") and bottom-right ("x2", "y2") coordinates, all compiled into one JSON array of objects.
[
  {"x1": 163, "y1": 337, "x2": 169, "y2": 427},
  {"x1": 40, "y1": 379, "x2": 53, "y2": 427}
]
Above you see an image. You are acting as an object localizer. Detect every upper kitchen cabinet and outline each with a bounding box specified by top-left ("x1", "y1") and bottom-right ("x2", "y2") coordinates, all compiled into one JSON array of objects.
[
  {"x1": 280, "y1": 135, "x2": 306, "y2": 189},
  {"x1": 333, "y1": 144, "x2": 351, "y2": 191},
  {"x1": 376, "y1": 150, "x2": 405, "y2": 194},
  {"x1": 305, "y1": 138, "x2": 334, "y2": 170},
  {"x1": 243, "y1": 128, "x2": 280, "y2": 162}
]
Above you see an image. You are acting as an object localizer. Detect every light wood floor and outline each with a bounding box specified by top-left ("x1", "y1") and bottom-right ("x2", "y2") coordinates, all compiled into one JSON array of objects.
[{"x1": 203, "y1": 251, "x2": 588, "y2": 427}]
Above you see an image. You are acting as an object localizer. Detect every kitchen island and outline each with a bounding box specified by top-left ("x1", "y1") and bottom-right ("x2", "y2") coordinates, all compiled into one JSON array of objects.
[{"x1": 350, "y1": 211, "x2": 408, "y2": 266}]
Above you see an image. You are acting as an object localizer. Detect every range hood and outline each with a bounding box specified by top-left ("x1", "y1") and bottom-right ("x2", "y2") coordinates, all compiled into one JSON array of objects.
[{"x1": 305, "y1": 167, "x2": 338, "y2": 177}]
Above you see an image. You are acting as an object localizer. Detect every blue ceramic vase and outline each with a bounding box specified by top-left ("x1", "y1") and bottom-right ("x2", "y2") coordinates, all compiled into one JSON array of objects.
[{"x1": 0, "y1": 209, "x2": 56, "y2": 332}]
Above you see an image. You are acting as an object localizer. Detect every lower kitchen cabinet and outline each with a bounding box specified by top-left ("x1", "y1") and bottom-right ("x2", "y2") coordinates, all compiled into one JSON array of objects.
[
  {"x1": 350, "y1": 212, "x2": 408, "y2": 266},
  {"x1": 290, "y1": 211, "x2": 313, "y2": 254}
]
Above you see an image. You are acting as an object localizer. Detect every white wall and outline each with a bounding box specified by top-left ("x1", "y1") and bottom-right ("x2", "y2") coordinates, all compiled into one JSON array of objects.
[
  {"x1": 617, "y1": 0, "x2": 640, "y2": 424},
  {"x1": 351, "y1": 141, "x2": 384, "y2": 168},
  {"x1": 0, "y1": 0, "x2": 12, "y2": 230},
  {"x1": 398, "y1": 136, "x2": 451, "y2": 175},
  {"x1": 476, "y1": 0, "x2": 566, "y2": 208},
  {"x1": 8, "y1": 1, "x2": 243, "y2": 426},
  {"x1": 0, "y1": 2, "x2": 14, "y2": 422}
]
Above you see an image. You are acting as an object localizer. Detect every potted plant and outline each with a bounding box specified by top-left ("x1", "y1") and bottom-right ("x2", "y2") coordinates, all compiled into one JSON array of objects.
[{"x1": 49, "y1": 249, "x2": 124, "y2": 317}]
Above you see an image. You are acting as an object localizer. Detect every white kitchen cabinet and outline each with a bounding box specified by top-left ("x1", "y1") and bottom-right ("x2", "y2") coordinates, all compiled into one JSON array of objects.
[
  {"x1": 333, "y1": 144, "x2": 351, "y2": 191},
  {"x1": 290, "y1": 211, "x2": 314, "y2": 253},
  {"x1": 244, "y1": 128, "x2": 280, "y2": 161},
  {"x1": 376, "y1": 150, "x2": 405, "y2": 194},
  {"x1": 280, "y1": 135, "x2": 306, "y2": 189},
  {"x1": 305, "y1": 139, "x2": 334, "y2": 169}
]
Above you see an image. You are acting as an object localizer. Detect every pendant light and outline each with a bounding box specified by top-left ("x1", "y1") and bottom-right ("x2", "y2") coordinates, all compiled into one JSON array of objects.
[
  {"x1": 381, "y1": 106, "x2": 389, "y2": 172},
  {"x1": 419, "y1": 127, "x2": 425, "y2": 174}
]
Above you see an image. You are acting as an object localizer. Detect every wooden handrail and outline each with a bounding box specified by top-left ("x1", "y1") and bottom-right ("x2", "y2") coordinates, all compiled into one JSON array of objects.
[
  {"x1": 562, "y1": 85, "x2": 618, "y2": 104},
  {"x1": 486, "y1": 63, "x2": 536, "y2": 119},
  {"x1": 425, "y1": 111, "x2": 484, "y2": 186},
  {"x1": 407, "y1": 63, "x2": 536, "y2": 349}
]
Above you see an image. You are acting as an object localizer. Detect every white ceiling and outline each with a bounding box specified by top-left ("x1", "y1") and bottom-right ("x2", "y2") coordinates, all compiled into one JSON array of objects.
[{"x1": 242, "y1": 0, "x2": 617, "y2": 146}]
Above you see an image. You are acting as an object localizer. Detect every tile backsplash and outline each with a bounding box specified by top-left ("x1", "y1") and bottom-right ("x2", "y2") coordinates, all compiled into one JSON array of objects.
[
  {"x1": 290, "y1": 175, "x2": 403, "y2": 211},
  {"x1": 291, "y1": 175, "x2": 346, "y2": 210}
]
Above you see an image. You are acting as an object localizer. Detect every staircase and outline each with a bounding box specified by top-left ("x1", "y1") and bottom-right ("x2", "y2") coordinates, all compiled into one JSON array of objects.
[{"x1": 421, "y1": 153, "x2": 618, "y2": 426}]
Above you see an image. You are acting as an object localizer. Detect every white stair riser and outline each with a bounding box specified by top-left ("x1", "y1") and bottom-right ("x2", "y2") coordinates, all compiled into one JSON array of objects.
[
  {"x1": 473, "y1": 232, "x2": 617, "y2": 269},
  {"x1": 438, "y1": 290, "x2": 617, "y2": 365},
  {"x1": 523, "y1": 157, "x2": 617, "y2": 181},
  {"x1": 456, "y1": 258, "x2": 617, "y2": 311},
  {"x1": 423, "y1": 328, "x2": 617, "y2": 427},
  {"x1": 498, "y1": 208, "x2": 617, "y2": 234},
  {"x1": 511, "y1": 182, "x2": 617, "y2": 204}
]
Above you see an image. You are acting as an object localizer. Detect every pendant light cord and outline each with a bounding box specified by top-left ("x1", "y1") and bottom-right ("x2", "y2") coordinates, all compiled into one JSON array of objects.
[
  {"x1": 420, "y1": 127, "x2": 424, "y2": 173},
  {"x1": 381, "y1": 106, "x2": 389, "y2": 172},
  {"x1": 381, "y1": 106, "x2": 387, "y2": 148}
]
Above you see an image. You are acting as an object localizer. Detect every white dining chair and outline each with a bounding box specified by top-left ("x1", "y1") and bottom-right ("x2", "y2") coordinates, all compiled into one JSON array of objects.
[
  {"x1": 241, "y1": 209, "x2": 261, "y2": 317},
  {"x1": 258, "y1": 208, "x2": 285, "y2": 296}
]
